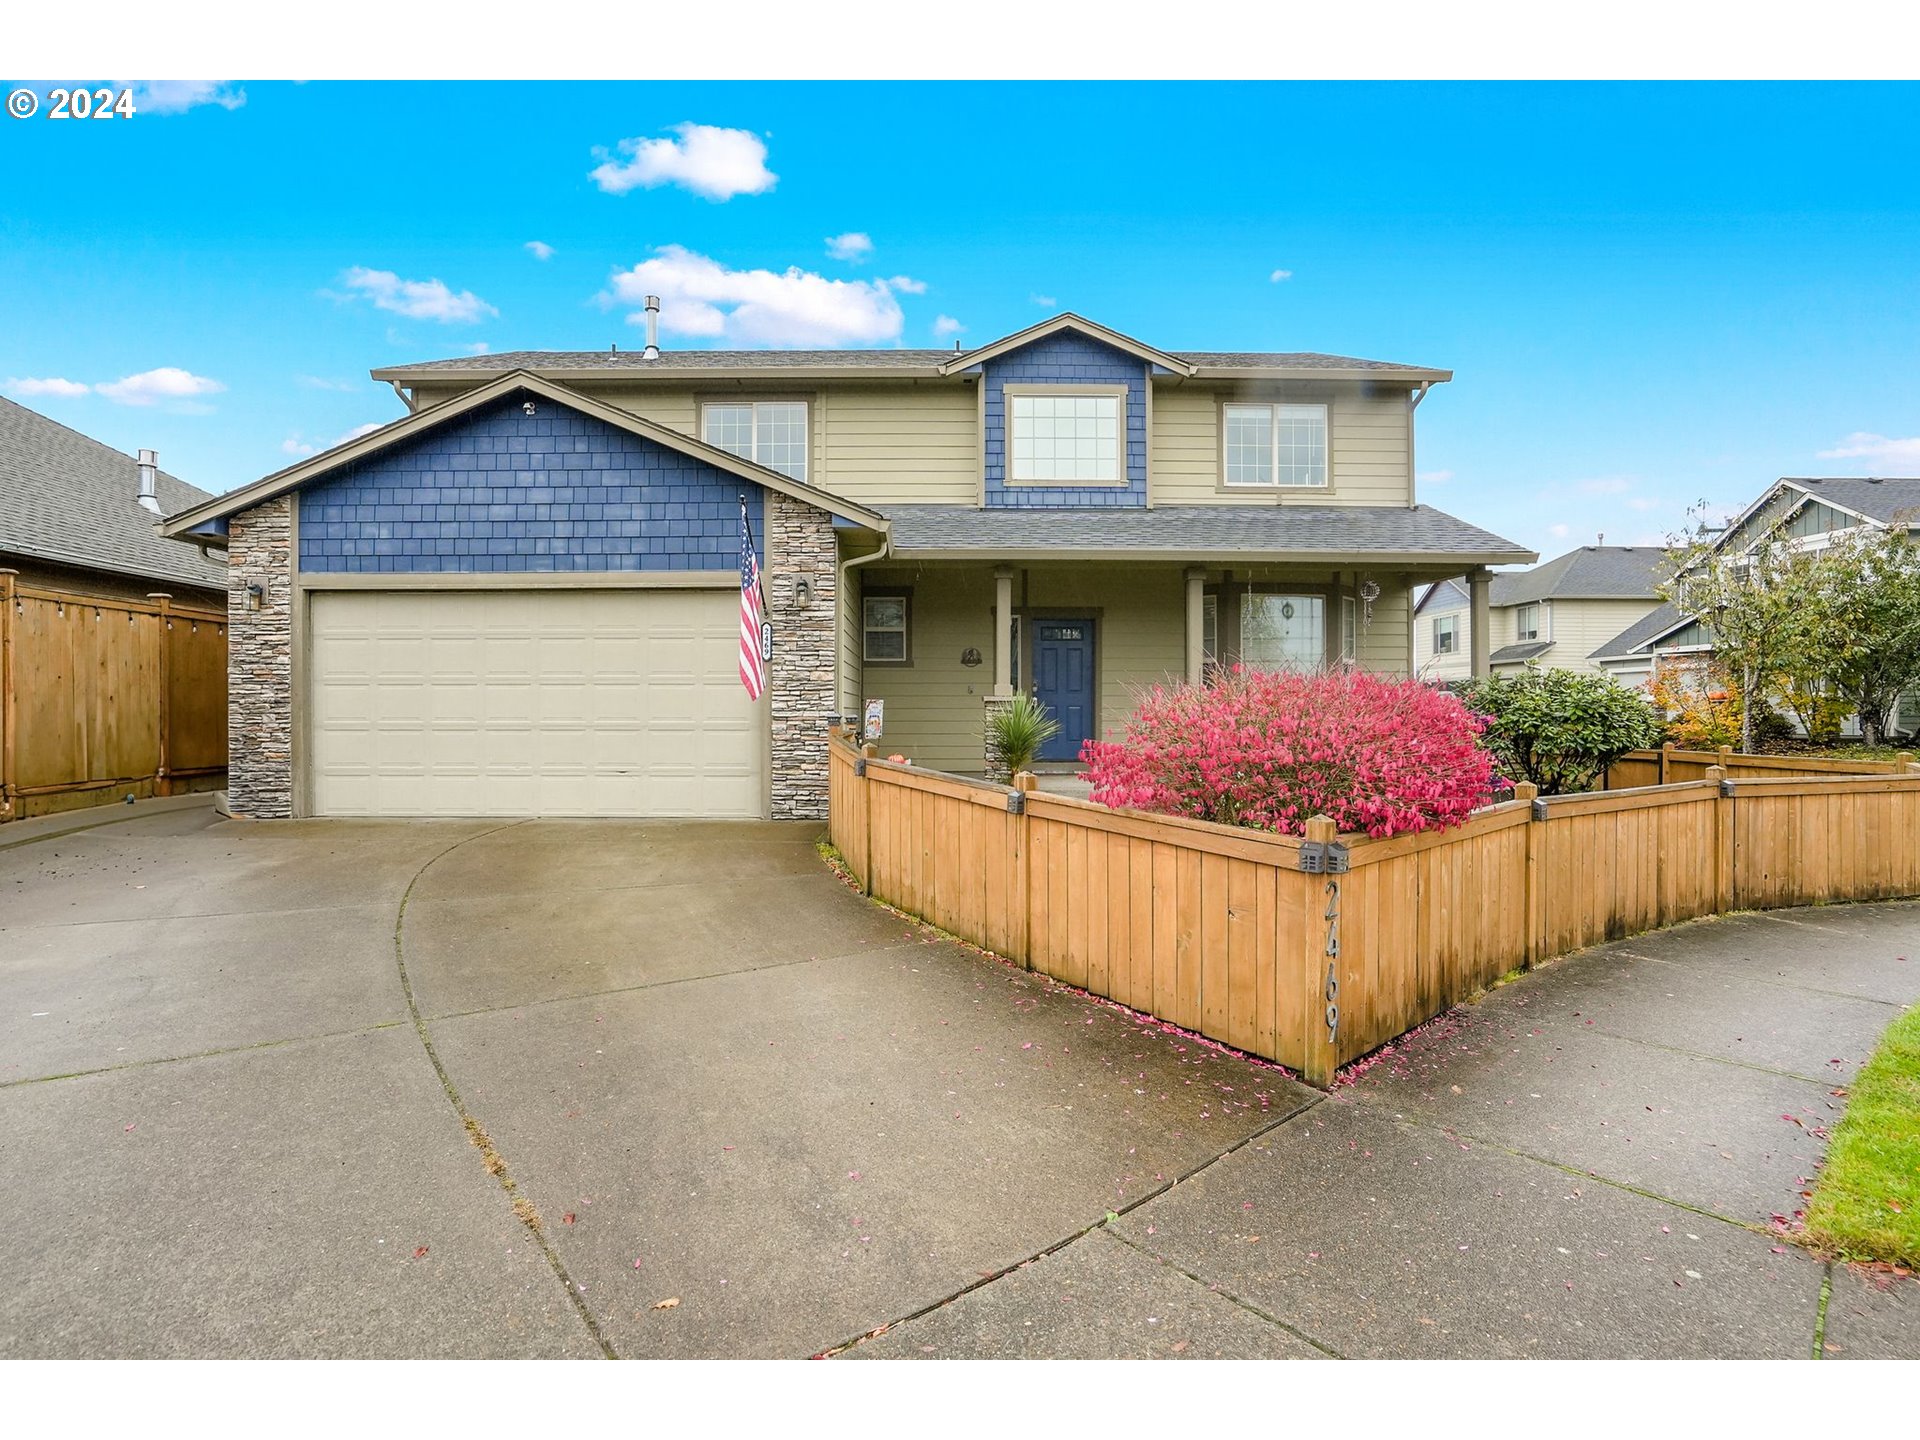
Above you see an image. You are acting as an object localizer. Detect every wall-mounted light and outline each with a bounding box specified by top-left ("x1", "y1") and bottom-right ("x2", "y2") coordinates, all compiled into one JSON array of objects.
[
  {"x1": 246, "y1": 583, "x2": 264, "y2": 612},
  {"x1": 794, "y1": 577, "x2": 812, "y2": 608},
  {"x1": 522, "y1": 399, "x2": 537, "y2": 417}
]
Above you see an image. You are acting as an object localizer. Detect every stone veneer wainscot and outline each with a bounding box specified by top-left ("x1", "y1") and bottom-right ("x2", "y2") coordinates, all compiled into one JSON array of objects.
[{"x1": 225, "y1": 495, "x2": 295, "y2": 818}]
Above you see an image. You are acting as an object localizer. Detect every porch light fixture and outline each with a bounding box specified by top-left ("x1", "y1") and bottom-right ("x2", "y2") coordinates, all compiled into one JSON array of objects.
[
  {"x1": 522, "y1": 399, "x2": 537, "y2": 416},
  {"x1": 793, "y1": 577, "x2": 812, "y2": 608},
  {"x1": 246, "y1": 583, "x2": 263, "y2": 612}
]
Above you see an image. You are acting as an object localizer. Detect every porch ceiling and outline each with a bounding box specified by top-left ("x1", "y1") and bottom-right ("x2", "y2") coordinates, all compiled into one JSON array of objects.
[{"x1": 876, "y1": 504, "x2": 1536, "y2": 568}]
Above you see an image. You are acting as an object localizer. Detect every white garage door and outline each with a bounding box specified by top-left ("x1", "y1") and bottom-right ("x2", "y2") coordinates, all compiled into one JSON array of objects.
[{"x1": 308, "y1": 588, "x2": 764, "y2": 818}]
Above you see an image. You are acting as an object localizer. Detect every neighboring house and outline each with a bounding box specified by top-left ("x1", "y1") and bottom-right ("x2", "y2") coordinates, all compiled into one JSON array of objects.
[
  {"x1": 1415, "y1": 546, "x2": 1664, "y2": 681},
  {"x1": 1593, "y1": 477, "x2": 1920, "y2": 700},
  {"x1": 1, "y1": 396, "x2": 226, "y2": 605},
  {"x1": 160, "y1": 312, "x2": 1532, "y2": 821},
  {"x1": 0, "y1": 396, "x2": 229, "y2": 819}
]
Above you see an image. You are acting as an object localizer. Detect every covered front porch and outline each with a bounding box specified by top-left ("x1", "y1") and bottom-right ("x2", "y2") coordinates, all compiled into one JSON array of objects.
[{"x1": 833, "y1": 503, "x2": 1520, "y2": 779}]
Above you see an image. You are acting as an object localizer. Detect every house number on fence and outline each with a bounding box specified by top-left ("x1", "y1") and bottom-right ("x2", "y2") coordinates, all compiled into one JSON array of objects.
[{"x1": 1323, "y1": 877, "x2": 1341, "y2": 1045}]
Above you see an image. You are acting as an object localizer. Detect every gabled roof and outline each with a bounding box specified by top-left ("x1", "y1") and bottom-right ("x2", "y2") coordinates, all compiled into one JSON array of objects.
[
  {"x1": 0, "y1": 395, "x2": 227, "y2": 592},
  {"x1": 1589, "y1": 602, "x2": 1693, "y2": 661},
  {"x1": 370, "y1": 314, "x2": 1453, "y2": 387},
  {"x1": 939, "y1": 313, "x2": 1196, "y2": 377},
  {"x1": 877, "y1": 504, "x2": 1533, "y2": 565},
  {"x1": 1488, "y1": 545, "x2": 1666, "y2": 607},
  {"x1": 1715, "y1": 476, "x2": 1920, "y2": 551},
  {"x1": 1414, "y1": 576, "x2": 1472, "y2": 615},
  {"x1": 158, "y1": 372, "x2": 890, "y2": 537}
]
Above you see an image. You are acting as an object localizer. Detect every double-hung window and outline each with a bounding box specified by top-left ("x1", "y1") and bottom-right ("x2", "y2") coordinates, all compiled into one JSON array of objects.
[
  {"x1": 862, "y1": 592, "x2": 910, "y2": 665},
  {"x1": 702, "y1": 401, "x2": 808, "y2": 482},
  {"x1": 1223, "y1": 403, "x2": 1329, "y2": 488},
  {"x1": 1433, "y1": 614, "x2": 1458, "y2": 655},
  {"x1": 1007, "y1": 389, "x2": 1124, "y2": 485},
  {"x1": 1515, "y1": 603, "x2": 1542, "y2": 643}
]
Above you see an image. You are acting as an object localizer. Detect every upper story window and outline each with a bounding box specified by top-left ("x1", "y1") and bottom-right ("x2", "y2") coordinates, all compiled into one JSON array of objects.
[
  {"x1": 1515, "y1": 603, "x2": 1542, "y2": 643},
  {"x1": 1433, "y1": 614, "x2": 1458, "y2": 655},
  {"x1": 1223, "y1": 403, "x2": 1328, "y2": 488},
  {"x1": 1007, "y1": 388, "x2": 1124, "y2": 485},
  {"x1": 703, "y1": 401, "x2": 807, "y2": 483}
]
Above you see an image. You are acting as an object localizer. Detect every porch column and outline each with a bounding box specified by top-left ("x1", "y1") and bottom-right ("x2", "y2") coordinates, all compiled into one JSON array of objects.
[
  {"x1": 1468, "y1": 567, "x2": 1491, "y2": 678},
  {"x1": 993, "y1": 565, "x2": 1015, "y2": 697},
  {"x1": 1185, "y1": 566, "x2": 1206, "y2": 685}
]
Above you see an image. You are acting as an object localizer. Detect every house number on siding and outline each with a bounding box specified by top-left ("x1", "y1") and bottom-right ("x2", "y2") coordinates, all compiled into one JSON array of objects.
[{"x1": 1323, "y1": 878, "x2": 1341, "y2": 1044}]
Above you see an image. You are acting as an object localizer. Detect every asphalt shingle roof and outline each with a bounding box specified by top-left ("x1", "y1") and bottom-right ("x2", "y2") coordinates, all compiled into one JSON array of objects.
[
  {"x1": 1589, "y1": 602, "x2": 1687, "y2": 660},
  {"x1": 0, "y1": 396, "x2": 227, "y2": 593},
  {"x1": 1777, "y1": 476, "x2": 1920, "y2": 525},
  {"x1": 877, "y1": 504, "x2": 1532, "y2": 560},
  {"x1": 381, "y1": 348, "x2": 1447, "y2": 377},
  {"x1": 1488, "y1": 545, "x2": 1666, "y2": 606},
  {"x1": 1490, "y1": 640, "x2": 1555, "y2": 665}
]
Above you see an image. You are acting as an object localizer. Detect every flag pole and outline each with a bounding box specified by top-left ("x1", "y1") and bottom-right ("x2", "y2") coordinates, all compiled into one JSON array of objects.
[{"x1": 741, "y1": 491, "x2": 773, "y2": 643}]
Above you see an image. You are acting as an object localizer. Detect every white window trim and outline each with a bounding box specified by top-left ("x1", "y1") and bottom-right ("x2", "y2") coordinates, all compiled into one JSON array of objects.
[
  {"x1": 1433, "y1": 614, "x2": 1458, "y2": 654},
  {"x1": 1220, "y1": 401, "x2": 1330, "y2": 490},
  {"x1": 700, "y1": 398, "x2": 811, "y2": 484},
  {"x1": 1514, "y1": 602, "x2": 1546, "y2": 644},
  {"x1": 1002, "y1": 382, "x2": 1129, "y2": 488},
  {"x1": 861, "y1": 591, "x2": 911, "y2": 666}
]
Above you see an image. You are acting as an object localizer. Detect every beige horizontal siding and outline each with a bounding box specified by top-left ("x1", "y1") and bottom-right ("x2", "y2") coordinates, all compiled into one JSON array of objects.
[
  {"x1": 1150, "y1": 381, "x2": 1414, "y2": 507},
  {"x1": 815, "y1": 383, "x2": 979, "y2": 504},
  {"x1": 854, "y1": 566, "x2": 997, "y2": 772},
  {"x1": 1413, "y1": 594, "x2": 1472, "y2": 681},
  {"x1": 1356, "y1": 584, "x2": 1413, "y2": 676}
]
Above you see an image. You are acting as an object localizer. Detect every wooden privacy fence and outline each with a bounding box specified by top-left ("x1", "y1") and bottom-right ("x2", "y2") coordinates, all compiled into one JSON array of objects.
[
  {"x1": 1604, "y1": 742, "x2": 1915, "y2": 789},
  {"x1": 0, "y1": 572, "x2": 228, "y2": 822},
  {"x1": 827, "y1": 732, "x2": 1920, "y2": 1086}
]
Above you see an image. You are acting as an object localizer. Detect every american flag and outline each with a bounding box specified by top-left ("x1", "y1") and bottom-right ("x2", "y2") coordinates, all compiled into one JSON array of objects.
[{"x1": 738, "y1": 497, "x2": 768, "y2": 700}]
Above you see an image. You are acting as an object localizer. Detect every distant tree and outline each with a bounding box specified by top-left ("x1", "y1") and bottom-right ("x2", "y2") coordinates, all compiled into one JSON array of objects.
[
  {"x1": 1813, "y1": 522, "x2": 1920, "y2": 746},
  {"x1": 1464, "y1": 666, "x2": 1663, "y2": 795}
]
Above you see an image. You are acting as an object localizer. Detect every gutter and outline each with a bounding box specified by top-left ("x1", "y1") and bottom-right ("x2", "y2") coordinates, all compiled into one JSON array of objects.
[{"x1": 837, "y1": 529, "x2": 893, "y2": 720}]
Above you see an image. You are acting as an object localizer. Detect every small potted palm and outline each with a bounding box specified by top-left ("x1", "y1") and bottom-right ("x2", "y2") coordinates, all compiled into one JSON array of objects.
[{"x1": 985, "y1": 694, "x2": 1060, "y2": 784}]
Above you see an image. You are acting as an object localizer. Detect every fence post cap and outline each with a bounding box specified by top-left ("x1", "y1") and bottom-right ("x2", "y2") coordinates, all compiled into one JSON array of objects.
[
  {"x1": 1717, "y1": 744, "x2": 1733, "y2": 756},
  {"x1": 1304, "y1": 814, "x2": 1338, "y2": 842},
  {"x1": 1662, "y1": 740, "x2": 1677, "y2": 751},
  {"x1": 1705, "y1": 764, "x2": 1727, "y2": 782},
  {"x1": 1013, "y1": 771, "x2": 1039, "y2": 792},
  {"x1": 1511, "y1": 781, "x2": 1539, "y2": 800},
  {"x1": 1899, "y1": 750, "x2": 1915, "y2": 766},
  {"x1": 860, "y1": 742, "x2": 878, "y2": 758}
]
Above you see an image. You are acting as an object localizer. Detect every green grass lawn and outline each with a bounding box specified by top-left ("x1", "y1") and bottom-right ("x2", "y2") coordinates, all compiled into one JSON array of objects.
[{"x1": 1804, "y1": 1001, "x2": 1920, "y2": 1269}]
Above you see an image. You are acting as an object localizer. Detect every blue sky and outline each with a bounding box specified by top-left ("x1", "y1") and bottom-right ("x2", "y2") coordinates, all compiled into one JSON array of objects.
[{"x1": 4, "y1": 80, "x2": 1918, "y2": 558}]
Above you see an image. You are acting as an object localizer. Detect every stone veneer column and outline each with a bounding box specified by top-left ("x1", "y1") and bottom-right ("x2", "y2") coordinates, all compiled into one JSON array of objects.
[
  {"x1": 226, "y1": 497, "x2": 295, "y2": 817},
  {"x1": 766, "y1": 490, "x2": 837, "y2": 820}
]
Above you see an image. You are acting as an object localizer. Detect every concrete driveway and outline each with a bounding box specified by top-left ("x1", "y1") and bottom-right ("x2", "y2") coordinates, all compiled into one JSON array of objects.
[{"x1": 2, "y1": 798, "x2": 1915, "y2": 1359}]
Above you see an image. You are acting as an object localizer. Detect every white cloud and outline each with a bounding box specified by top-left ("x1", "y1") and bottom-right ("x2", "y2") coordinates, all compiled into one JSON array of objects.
[
  {"x1": 886, "y1": 275, "x2": 926, "y2": 295},
  {"x1": 5, "y1": 376, "x2": 91, "y2": 399},
  {"x1": 95, "y1": 367, "x2": 225, "y2": 408},
  {"x1": 1270, "y1": 269, "x2": 1293, "y2": 282},
  {"x1": 1416, "y1": 468, "x2": 1454, "y2": 485},
  {"x1": 1030, "y1": 294, "x2": 1057, "y2": 308},
  {"x1": 932, "y1": 315, "x2": 965, "y2": 339},
  {"x1": 125, "y1": 81, "x2": 245, "y2": 115},
  {"x1": 525, "y1": 241, "x2": 555, "y2": 261},
  {"x1": 280, "y1": 437, "x2": 315, "y2": 458},
  {"x1": 281, "y1": 421, "x2": 387, "y2": 460},
  {"x1": 1818, "y1": 431, "x2": 1920, "y2": 468},
  {"x1": 1548, "y1": 522, "x2": 1572, "y2": 539},
  {"x1": 337, "y1": 422, "x2": 385, "y2": 444},
  {"x1": 336, "y1": 267, "x2": 496, "y2": 324},
  {"x1": 826, "y1": 232, "x2": 873, "y2": 263},
  {"x1": 589, "y1": 123, "x2": 776, "y2": 201},
  {"x1": 603, "y1": 245, "x2": 915, "y2": 347}
]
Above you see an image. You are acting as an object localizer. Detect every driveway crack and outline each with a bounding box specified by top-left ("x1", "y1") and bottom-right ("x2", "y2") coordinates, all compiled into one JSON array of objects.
[{"x1": 390, "y1": 818, "x2": 617, "y2": 1360}]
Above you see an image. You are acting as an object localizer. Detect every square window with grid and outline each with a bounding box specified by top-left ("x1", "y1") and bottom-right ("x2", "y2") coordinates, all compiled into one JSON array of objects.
[
  {"x1": 863, "y1": 593, "x2": 909, "y2": 664},
  {"x1": 702, "y1": 401, "x2": 808, "y2": 482},
  {"x1": 1223, "y1": 403, "x2": 1328, "y2": 487},
  {"x1": 1008, "y1": 392, "x2": 1122, "y2": 484}
]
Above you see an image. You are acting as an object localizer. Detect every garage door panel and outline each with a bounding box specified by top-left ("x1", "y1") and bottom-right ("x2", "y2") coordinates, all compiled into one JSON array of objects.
[{"x1": 309, "y1": 589, "x2": 764, "y2": 818}]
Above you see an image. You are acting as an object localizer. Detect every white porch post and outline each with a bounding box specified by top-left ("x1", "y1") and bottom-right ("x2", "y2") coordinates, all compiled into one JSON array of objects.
[
  {"x1": 993, "y1": 565, "x2": 1015, "y2": 697},
  {"x1": 1185, "y1": 566, "x2": 1207, "y2": 685},
  {"x1": 1469, "y1": 567, "x2": 1492, "y2": 678}
]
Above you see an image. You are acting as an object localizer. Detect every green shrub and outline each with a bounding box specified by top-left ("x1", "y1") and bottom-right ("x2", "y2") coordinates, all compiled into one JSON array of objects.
[
  {"x1": 1464, "y1": 666, "x2": 1664, "y2": 795},
  {"x1": 985, "y1": 694, "x2": 1060, "y2": 779}
]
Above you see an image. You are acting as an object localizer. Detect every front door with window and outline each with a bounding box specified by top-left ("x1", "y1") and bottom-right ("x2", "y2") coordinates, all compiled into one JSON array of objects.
[{"x1": 1031, "y1": 618, "x2": 1095, "y2": 763}]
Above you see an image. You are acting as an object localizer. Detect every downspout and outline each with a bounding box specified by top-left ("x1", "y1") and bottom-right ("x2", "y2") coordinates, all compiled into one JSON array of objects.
[
  {"x1": 1406, "y1": 380, "x2": 1432, "y2": 511},
  {"x1": 388, "y1": 380, "x2": 417, "y2": 413},
  {"x1": 837, "y1": 528, "x2": 893, "y2": 722}
]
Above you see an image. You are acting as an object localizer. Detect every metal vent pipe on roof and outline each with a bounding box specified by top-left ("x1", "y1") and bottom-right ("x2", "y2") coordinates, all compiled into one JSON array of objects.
[
  {"x1": 136, "y1": 449, "x2": 161, "y2": 514},
  {"x1": 643, "y1": 295, "x2": 661, "y2": 359}
]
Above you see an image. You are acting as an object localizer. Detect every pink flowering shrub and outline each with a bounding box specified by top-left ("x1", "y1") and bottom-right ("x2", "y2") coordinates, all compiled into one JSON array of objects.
[{"x1": 1081, "y1": 668, "x2": 1499, "y2": 839}]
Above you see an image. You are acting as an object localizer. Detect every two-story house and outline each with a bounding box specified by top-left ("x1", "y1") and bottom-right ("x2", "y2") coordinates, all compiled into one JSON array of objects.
[
  {"x1": 160, "y1": 313, "x2": 1531, "y2": 820},
  {"x1": 1414, "y1": 546, "x2": 1665, "y2": 682}
]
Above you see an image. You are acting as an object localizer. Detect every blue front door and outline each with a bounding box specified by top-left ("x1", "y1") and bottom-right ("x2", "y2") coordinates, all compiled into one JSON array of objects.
[{"x1": 1031, "y1": 618, "x2": 1095, "y2": 763}]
